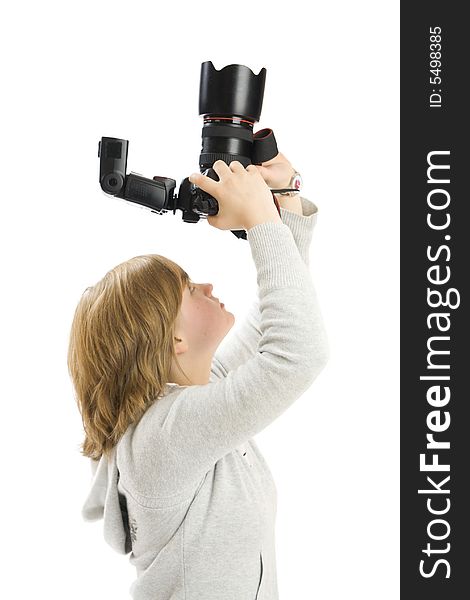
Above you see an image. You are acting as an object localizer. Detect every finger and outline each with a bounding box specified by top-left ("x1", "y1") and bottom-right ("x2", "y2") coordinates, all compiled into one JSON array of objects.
[
  {"x1": 229, "y1": 160, "x2": 244, "y2": 172},
  {"x1": 189, "y1": 171, "x2": 219, "y2": 195},
  {"x1": 212, "y1": 159, "x2": 232, "y2": 179},
  {"x1": 248, "y1": 164, "x2": 267, "y2": 181}
]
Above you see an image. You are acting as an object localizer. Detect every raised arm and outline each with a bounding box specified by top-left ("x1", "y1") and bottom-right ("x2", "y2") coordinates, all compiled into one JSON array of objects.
[
  {"x1": 137, "y1": 220, "x2": 329, "y2": 496},
  {"x1": 210, "y1": 196, "x2": 319, "y2": 380}
]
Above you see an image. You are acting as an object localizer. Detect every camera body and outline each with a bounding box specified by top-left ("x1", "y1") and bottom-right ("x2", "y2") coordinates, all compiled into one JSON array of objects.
[{"x1": 98, "y1": 61, "x2": 283, "y2": 240}]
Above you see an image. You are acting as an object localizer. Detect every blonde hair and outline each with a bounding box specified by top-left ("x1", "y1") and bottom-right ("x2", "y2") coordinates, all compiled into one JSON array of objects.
[{"x1": 67, "y1": 254, "x2": 191, "y2": 461}]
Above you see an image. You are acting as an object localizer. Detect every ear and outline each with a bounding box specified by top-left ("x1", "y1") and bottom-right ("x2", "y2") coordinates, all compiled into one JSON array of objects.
[{"x1": 173, "y1": 336, "x2": 189, "y2": 355}]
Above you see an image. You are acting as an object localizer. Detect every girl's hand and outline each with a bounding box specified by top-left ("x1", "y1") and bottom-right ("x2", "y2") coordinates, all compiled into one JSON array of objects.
[
  {"x1": 252, "y1": 151, "x2": 296, "y2": 190},
  {"x1": 189, "y1": 160, "x2": 281, "y2": 231}
]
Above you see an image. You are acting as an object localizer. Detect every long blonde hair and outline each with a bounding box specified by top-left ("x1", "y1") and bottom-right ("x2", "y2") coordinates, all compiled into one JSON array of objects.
[{"x1": 67, "y1": 254, "x2": 191, "y2": 461}]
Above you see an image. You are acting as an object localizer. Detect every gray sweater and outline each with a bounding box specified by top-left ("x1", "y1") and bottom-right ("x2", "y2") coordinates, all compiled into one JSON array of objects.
[{"x1": 81, "y1": 196, "x2": 330, "y2": 599}]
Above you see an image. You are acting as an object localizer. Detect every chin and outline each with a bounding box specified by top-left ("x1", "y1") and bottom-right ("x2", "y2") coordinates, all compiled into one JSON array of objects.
[{"x1": 223, "y1": 314, "x2": 235, "y2": 334}]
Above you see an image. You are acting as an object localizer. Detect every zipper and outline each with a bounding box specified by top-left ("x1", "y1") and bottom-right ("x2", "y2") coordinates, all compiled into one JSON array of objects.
[{"x1": 255, "y1": 552, "x2": 264, "y2": 599}]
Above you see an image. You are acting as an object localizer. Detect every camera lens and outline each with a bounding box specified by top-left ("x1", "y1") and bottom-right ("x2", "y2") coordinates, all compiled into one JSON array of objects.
[
  {"x1": 109, "y1": 177, "x2": 118, "y2": 187},
  {"x1": 198, "y1": 62, "x2": 267, "y2": 170}
]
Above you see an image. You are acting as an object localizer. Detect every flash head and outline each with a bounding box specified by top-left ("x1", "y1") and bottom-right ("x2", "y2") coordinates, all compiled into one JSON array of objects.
[
  {"x1": 98, "y1": 137, "x2": 176, "y2": 213},
  {"x1": 98, "y1": 138, "x2": 128, "y2": 196}
]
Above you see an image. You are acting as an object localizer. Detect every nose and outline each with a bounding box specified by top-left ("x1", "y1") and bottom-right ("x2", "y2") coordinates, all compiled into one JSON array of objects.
[{"x1": 204, "y1": 283, "x2": 217, "y2": 300}]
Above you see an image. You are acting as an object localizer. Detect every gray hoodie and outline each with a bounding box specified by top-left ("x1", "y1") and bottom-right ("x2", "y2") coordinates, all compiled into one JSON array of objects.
[{"x1": 81, "y1": 196, "x2": 329, "y2": 599}]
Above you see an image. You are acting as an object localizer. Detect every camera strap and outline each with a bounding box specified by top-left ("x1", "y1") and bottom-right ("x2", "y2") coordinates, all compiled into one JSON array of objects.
[{"x1": 252, "y1": 128, "x2": 279, "y2": 164}]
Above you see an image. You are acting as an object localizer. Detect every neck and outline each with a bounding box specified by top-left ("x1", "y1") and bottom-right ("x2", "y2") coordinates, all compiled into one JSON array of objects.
[{"x1": 169, "y1": 353, "x2": 213, "y2": 386}]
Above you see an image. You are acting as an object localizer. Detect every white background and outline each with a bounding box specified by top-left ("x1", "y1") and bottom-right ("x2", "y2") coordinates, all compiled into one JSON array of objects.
[{"x1": 1, "y1": 1, "x2": 399, "y2": 598}]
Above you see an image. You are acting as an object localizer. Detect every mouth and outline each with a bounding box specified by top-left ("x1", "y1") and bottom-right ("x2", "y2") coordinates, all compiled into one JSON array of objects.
[{"x1": 212, "y1": 296, "x2": 224, "y2": 309}]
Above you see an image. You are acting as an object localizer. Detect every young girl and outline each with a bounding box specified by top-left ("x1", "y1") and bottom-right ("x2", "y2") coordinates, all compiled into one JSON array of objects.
[{"x1": 71, "y1": 152, "x2": 329, "y2": 600}]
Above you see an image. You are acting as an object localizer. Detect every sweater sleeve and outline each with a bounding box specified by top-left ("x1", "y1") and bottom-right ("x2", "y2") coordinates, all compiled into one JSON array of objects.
[
  {"x1": 145, "y1": 210, "x2": 329, "y2": 493},
  {"x1": 210, "y1": 196, "x2": 319, "y2": 380}
]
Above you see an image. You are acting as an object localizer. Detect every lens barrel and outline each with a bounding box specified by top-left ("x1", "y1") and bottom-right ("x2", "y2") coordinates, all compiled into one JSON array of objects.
[{"x1": 198, "y1": 61, "x2": 267, "y2": 169}]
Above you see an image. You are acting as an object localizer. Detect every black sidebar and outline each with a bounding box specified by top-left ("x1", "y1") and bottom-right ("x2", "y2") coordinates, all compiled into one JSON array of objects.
[{"x1": 401, "y1": 3, "x2": 468, "y2": 599}]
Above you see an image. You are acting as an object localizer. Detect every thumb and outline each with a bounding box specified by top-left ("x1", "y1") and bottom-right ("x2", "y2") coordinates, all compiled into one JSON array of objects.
[{"x1": 254, "y1": 164, "x2": 272, "y2": 185}]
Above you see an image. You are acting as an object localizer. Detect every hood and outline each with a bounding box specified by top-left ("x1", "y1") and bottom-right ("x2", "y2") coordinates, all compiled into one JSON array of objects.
[
  {"x1": 80, "y1": 384, "x2": 183, "y2": 555},
  {"x1": 81, "y1": 445, "x2": 132, "y2": 555}
]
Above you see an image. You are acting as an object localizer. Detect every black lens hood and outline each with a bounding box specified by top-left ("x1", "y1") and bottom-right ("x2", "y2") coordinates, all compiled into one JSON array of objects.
[{"x1": 198, "y1": 61, "x2": 266, "y2": 122}]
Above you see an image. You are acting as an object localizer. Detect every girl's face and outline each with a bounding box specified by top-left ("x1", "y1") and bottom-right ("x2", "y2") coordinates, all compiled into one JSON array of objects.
[{"x1": 176, "y1": 281, "x2": 235, "y2": 355}]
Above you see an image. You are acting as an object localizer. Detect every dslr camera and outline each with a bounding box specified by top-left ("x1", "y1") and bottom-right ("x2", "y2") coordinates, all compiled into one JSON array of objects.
[{"x1": 98, "y1": 61, "x2": 295, "y2": 240}]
